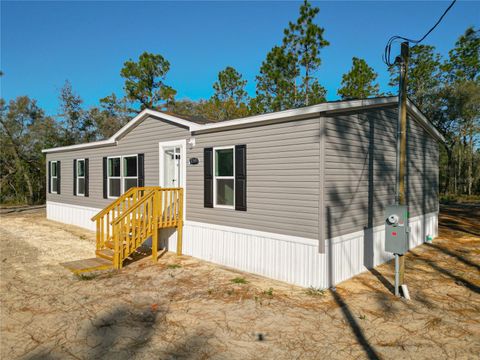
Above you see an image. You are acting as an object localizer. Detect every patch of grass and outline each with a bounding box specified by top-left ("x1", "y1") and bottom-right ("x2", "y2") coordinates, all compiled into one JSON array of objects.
[
  {"x1": 263, "y1": 288, "x2": 274, "y2": 297},
  {"x1": 359, "y1": 314, "x2": 367, "y2": 320},
  {"x1": 76, "y1": 273, "x2": 97, "y2": 281},
  {"x1": 230, "y1": 277, "x2": 248, "y2": 284},
  {"x1": 305, "y1": 287, "x2": 326, "y2": 297},
  {"x1": 167, "y1": 264, "x2": 182, "y2": 269},
  {"x1": 207, "y1": 288, "x2": 213, "y2": 295}
]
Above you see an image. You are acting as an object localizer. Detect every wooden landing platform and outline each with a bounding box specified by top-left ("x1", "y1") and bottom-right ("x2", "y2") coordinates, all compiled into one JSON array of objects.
[{"x1": 61, "y1": 257, "x2": 113, "y2": 274}]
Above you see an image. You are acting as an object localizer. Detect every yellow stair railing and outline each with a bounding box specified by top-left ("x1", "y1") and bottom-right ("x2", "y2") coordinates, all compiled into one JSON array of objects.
[{"x1": 91, "y1": 186, "x2": 184, "y2": 269}]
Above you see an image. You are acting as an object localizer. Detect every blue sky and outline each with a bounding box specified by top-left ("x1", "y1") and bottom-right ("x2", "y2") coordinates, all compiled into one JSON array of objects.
[{"x1": 1, "y1": 1, "x2": 479, "y2": 115}]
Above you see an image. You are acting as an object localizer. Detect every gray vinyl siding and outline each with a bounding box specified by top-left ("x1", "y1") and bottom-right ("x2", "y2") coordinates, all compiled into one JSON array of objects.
[
  {"x1": 324, "y1": 107, "x2": 439, "y2": 238},
  {"x1": 186, "y1": 118, "x2": 321, "y2": 240},
  {"x1": 46, "y1": 116, "x2": 189, "y2": 209},
  {"x1": 45, "y1": 105, "x2": 439, "y2": 242}
]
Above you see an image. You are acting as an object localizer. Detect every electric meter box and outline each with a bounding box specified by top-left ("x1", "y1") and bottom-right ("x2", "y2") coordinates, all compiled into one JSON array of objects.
[{"x1": 385, "y1": 204, "x2": 409, "y2": 255}]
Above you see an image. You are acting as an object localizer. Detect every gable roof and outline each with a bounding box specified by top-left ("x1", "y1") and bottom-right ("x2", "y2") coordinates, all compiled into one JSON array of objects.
[{"x1": 42, "y1": 96, "x2": 444, "y2": 154}]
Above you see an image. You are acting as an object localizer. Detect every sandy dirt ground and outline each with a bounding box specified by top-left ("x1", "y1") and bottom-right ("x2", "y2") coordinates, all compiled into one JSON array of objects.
[{"x1": 0, "y1": 205, "x2": 479, "y2": 360}]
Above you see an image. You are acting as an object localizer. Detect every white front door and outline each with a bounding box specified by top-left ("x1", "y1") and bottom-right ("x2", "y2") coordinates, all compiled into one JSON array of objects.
[
  {"x1": 163, "y1": 146, "x2": 181, "y2": 187},
  {"x1": 159, "y1": 140, "x2": 186, "y2": 190}
]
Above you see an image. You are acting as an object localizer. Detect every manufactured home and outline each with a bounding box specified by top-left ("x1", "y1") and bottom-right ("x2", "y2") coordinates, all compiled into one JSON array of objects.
[{"x1": 43, "y1": 96, "x2": 443, "y2": 288}]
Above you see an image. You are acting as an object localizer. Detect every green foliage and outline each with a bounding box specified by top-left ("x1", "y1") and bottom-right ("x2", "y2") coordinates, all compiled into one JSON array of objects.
[
  {"x1": 338, "y1": 57, "x2": 380, "y2": 100},
  {"x1": 0, "y1": 97, "x2": 60, "y2": 204},
  {"x1": 305, "y1": 286, "x2": 326, "y2": 296},
  {"x1": 254, "y1": 1, "x2": 328, "y2": 112},
  {"x1": 59, "y1": 81, "x2": 95, "y2": 145},
  {"x1": 87, "y1": 93, "x2": 133, "y2": 139},
  {"x1": 443, "y1": 26, "x2": 479, "y2": 82},
  {"x1": 389, "y1": 45, "x2": 441, "y2": 112},
  {"x1": 283, "y1": 0, "x2": 329, "y2": 106},
  {"x1": 209, "y1": 66, "x2": 250, "y2": 120},
  {"x1": 254, "y1": 45, "x2": 299, "y2": 113},
  {"x1": 387, "y1": 27, "x2": 480, "y2": 196},
  {"x1": 167, "y1": 264, "x2": 182, "y2": 269},
  {"x1": 120, "y1": 52, "x2": 177, "y2": 110},
  {"x1": 76, "y1": 273, "x2": 97, "y2": 281},
  {"x1": 230, "y1": 277, "x2": 248, "y2": 284},
  {"x1": 213, "y1": 66, "x2": 248, "y2": 105},
  {"x1": 263, "y1": 288, "x2": 274, "y2": 297}
]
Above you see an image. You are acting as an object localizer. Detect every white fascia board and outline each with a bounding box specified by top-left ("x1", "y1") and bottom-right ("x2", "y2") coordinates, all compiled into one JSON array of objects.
[
  {"x1": 42, "y1": 139, "x2": 117, "y2": 153},
  {"x1": 42, "y1": 108, "x2": 201, "y2": 154},
  {"x1": 194, "y1": 97, "x2": 398, "y2": 133}
]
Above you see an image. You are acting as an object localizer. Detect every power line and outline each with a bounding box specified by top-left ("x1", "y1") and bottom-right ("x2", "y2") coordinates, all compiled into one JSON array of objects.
[{"x1": 383, "y1": 0, "x2": 457, "y2": 66}]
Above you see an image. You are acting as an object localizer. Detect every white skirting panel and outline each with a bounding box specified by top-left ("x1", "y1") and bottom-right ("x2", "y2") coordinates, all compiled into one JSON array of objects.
[
  {"x1": 46, "y1": 201, "x2": 100, "y2": 232},
  {"x1": 46, "y1": 201, "x2": 438, "y2": 289},
  {"x1": 162, "y1": 211, "x2": 438, "y2": 289}
]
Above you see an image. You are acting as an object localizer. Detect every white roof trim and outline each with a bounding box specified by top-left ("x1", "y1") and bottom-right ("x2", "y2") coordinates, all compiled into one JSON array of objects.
[
  {"x1": 42, "y1": 108, "x2": 201, "y2": 153},
  {"x1": 42, "y1": 97, "x2": 443, "y2": 153},
  {"x1": 196, "y1": 97, "x2": 398, "y2": 133}
]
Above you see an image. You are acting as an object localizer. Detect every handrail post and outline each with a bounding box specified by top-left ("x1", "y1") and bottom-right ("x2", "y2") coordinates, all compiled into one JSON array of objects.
[
  {"x1": 176, "y1": 188, "x2": 184, "y2": 256},
  {"x1": 114, "y1": 223, "x2": 121, "y2": 269},
  {"x1": 96, "y1": 218, "x2": 101, "y2": 250},
  {"x1": 152, "y1": 190, "x2": 159, "y2": 263}
]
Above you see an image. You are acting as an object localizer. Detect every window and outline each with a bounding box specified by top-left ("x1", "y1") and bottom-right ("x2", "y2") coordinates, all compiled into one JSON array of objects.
[
  {"x1": 107, "y1": 155, "x2": 137, "y2": 198},
  {"x1": 51, "y1": 161, "x2": 58, "y2": 194},
  {"x1": 214, "y1": 147, "x2": 234, "y2": 208},
  {"x1": 76, "y1": 159, "x2": 85, "y2": 196}
]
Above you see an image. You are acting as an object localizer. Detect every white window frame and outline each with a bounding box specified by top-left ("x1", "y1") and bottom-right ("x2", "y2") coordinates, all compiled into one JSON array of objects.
[
  {"x1": 107, "y1": 154, "x2": 138, "y2": 199},
  {"x1": 50, "y1": 161, "x2": 58, "y2": 194},
  {"x1": 76, "y1": 159, "x2": 85, "y2": 197},
  {"x1": 213, "y1": 146, "x2": 235, "y2": 209}
]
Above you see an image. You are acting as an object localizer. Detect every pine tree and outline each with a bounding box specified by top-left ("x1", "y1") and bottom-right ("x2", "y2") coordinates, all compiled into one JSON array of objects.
[
  {"x1": 120, "y1": 52, "x2": 177, "y2": 111},
  {"x1": 254, "y1": 46, "x2": 298, "y2": 113},
  {"x1": 253, "y1": 1, "x2": 329, "y2": 113},
  {"x1": 338, "y1": 57, "x2": 380, "y2": 100},
  {"x1": 283, "y1": 0, "x2": 329, "y2": 106},
  {"x1": 389, "y1": 45, "x2": 441, "y2": 112}
]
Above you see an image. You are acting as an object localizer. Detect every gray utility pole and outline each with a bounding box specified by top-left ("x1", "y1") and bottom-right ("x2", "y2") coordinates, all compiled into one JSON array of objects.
[{"x1": 394, "y1": 41, "x2": 409, "y2": 296}]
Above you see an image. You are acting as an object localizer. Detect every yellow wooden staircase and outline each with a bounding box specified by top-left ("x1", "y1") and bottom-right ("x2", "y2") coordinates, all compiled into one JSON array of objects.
[{"x1": 61, "y1": 187, "x2": 184, "y2": 274}]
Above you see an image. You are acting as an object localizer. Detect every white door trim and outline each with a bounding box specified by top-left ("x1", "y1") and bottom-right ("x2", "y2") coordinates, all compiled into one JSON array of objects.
[{"x1": 159, "y1": 139, "x2": 187, "y2": 219}]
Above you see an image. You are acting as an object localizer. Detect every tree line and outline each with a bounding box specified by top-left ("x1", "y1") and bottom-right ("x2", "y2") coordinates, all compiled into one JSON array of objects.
[{"x1": 1, "y1": 1, "x2": 479, "y2": 204}]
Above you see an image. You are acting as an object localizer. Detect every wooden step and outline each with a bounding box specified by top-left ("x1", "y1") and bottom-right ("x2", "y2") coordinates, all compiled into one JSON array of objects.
[
  {"x1": 96, "y1": 248, "x2": 114, "y2": 261},
  {"x1": 61, "y1": 257, "x2": 113, "y2": 274}
]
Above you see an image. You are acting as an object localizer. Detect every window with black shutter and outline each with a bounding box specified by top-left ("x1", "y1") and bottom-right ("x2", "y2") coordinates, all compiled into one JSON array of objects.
[{"x1": 204, "y1": 145, "x2": 246, "y2": 211}]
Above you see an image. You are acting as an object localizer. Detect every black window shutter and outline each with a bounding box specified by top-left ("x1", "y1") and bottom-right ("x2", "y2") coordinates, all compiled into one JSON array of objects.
[
  {"x1": 57, "y1": 161, "x2": 61, "y2": 195},
  {"x1": 103, "y1": 157, "x2": 108, "y2": 199},
  {"x1": 204, "y1": 147, "x2": 213, "y2": 208},
  {"x1": 48, "y1": 161, "x2": 51, "y2": 194},
  {"x1": 138, "y1": 153, "x2": 145, "y2": 187},
  {"x1": 85, "y1": 158, "x2": 89, "y2": 197},
  {"x1": 73, "y1": 159, "x2": 77, "y2": 196},
  {"x1": 235, "y1": 145, "x2": 247, "y2": 211}
]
